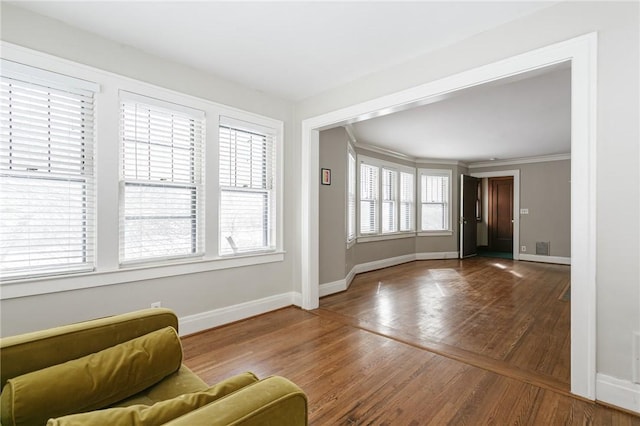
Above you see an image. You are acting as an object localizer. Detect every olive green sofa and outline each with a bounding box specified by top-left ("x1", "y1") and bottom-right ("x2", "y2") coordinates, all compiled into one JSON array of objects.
[{"x1": 0, "y1": 308, "x2": 308, "y2": 426}]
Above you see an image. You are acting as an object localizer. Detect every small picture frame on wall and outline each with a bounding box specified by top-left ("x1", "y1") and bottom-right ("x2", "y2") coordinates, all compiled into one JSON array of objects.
[{"x1": 321, "y1": 168, "x2": 331, "y2": 185}]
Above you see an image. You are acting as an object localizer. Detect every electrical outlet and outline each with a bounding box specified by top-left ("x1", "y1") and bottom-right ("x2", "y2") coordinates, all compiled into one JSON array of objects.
[
  {"x1": 520, "y1": 208, "x2": 529, "y2": 215},
  {"x1": 521, "y1": 245, "x2": 527, "y2": 252},
  {"x1": 151, "y1": 301, "x2": 162, "y2": 309}
]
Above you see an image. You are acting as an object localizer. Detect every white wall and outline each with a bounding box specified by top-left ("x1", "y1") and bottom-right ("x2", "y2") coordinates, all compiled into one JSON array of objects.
[
  {"x1": 0, "y1": 4, "x2": 299, "y2": 336},
  {"x1": 297, "y1": 1, "x2": 639, "y2": 385}
]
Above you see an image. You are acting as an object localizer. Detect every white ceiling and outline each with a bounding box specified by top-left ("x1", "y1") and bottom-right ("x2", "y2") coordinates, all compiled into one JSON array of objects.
[
  {"x1": 11, "y1": 1, "x2": 558, "y2": 102},
  {"x1": 349, "y1": 65, "x2": 571, "y2": 163},
  {"x1": 10, "y1": 1, "x2": 569, "y2": 162}
]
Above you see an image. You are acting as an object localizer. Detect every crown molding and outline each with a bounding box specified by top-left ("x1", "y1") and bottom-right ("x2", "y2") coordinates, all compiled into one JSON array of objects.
[
  {"x1": 415, "y1": 158, "x2": 468, "y2": 167},
  {"x1": 468, "y1": 153, "x2": 571, "y2": 169},
  {"x1": 352, "y1": 140, "x2": 416, "y2": 162},
  {"x1": 343, "y1": 126, "x2": 568, "y2": 169}
]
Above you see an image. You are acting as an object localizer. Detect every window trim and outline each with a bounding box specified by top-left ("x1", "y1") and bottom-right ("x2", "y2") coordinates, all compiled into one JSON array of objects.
[
  {"x1": 357, "y1": 155, "x2": 416, "y2": 242},
  {"x1": 417, "y1": 168, "x2": 453, "y2": 236},
  {"x1": 346, "y1": 143, "x2": 357, "y2": 248},
  {"x1": 0, "y1": 41, "x2": 284, "y2": 300}
]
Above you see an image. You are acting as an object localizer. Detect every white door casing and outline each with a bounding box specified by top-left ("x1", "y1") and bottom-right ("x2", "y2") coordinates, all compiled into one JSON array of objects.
[{"x1": 300, "y1": 33, "x2": 597, "y2": 399}]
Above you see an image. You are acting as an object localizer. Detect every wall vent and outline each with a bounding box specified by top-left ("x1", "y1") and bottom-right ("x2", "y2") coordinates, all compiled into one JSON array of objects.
[{"x1": 536, "y1": 241, "x2": 550, "y2": 256}]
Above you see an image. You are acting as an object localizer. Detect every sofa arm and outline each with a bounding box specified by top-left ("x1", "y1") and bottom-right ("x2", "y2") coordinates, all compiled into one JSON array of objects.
[{"x1": 164, "y1": 376, "x2": 307, "y2": 426}]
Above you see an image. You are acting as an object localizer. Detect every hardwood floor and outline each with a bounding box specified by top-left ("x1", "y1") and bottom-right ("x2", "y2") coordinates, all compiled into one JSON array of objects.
[
  {"x1": 320, "y1": 258, "x2": 571, "y2": 390},
  {"x1": 182, "y1": 307, "x2": 638, "y2": 425}
]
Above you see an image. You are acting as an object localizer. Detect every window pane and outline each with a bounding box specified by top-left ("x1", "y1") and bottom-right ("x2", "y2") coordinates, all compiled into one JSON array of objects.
[
  {"x1": 382, "y1": 168, "x2": 397, "y2": 233},
  {"x1": 220, "y1": 190, "x2": 270, "y2": 254},
  {"x1": 122, "y1": 184, "x2": 197, "y2": 261},
  {"x1": 120, "y1": 96, "x2": 204, "y2": 263},
  {"x1": 1, "y1": 177, "x2": 90, "y2": 275},
  {"x1": 360, "y1": 200, "x2": 376, "y2": 234},
  {"x1": 0, "y1": 70, "x2": 95, "y2": 279},
  {"x1": 400, "y1": 172, "x2": 414, "y2": 232},
  {"x1": 219, "y1": 122, "x2": 276, "y2": 255},
  {"x1": 360, "y1": 164, "x2": 378, "y2": 234},
  {"x1": 422, "y1": 203, "x2": 446, "y2": 230},
  {"x1": 421, "y1": 172, "x2": 449, "y2": 231}
]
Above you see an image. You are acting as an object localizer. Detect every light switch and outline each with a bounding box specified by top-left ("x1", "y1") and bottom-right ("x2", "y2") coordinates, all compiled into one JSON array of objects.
[{"x1": 520, "y1": 208, "x2": 529, "y2": 215}]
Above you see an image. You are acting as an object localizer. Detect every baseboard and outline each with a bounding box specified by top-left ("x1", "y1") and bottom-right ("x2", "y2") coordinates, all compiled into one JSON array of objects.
[
  {"x1": 353, "y1": 254, "x2": 416, "y2": 275},
  {"x1": 178, "y1": 292, "x2": 296, "y2": 336},
  {"x1": 319, "y1": 278, "x2": 348, "y2": 297},
  {"x1": 596, "y1": 373, "x2": 640, "y2": 414},
  {"x1": 519, "y1": 254, "x2": 571, "y2": 265},
  {"x1": 292, "y1": 291, "x2": 302, "y2": 307},
  {"x1": 415, "y1": 251, "x2": 459, "y2": 260},
  {"x1": 320, "y1": 252, "x2": 458, "y2": 298}
]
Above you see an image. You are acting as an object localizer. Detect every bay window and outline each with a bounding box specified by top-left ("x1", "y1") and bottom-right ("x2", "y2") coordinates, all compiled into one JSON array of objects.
[{"x1": 358, "y1": 155, "x2": 415, "y2": 238}]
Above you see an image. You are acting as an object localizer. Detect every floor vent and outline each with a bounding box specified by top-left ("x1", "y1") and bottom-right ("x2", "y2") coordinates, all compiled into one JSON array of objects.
[{"x1": 536, "y1": 241, "x2": 550, "y2": 255}]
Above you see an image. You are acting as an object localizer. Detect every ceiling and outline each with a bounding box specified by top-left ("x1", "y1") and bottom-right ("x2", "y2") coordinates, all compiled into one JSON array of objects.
[
  {"x1": 349, "y1": 64, "x2": 571, "y2": 163},
  {"x1": 11, "y1": 1, "x2": 558, "y2": 102},
  {"x1": 10, "y1": 1, "x2": 569, "y2": 163}
]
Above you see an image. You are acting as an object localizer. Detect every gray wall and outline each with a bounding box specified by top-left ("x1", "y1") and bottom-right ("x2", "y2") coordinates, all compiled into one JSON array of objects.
[
  {"x1": 473, "y1": 160, "x2": 571, "y2": 257},
  {"x1": 300, "y1": 2, "x2": 639, "y2": 383},
  {"x1": 319, "y1": 127, "x2": 348, "y2": 283}
]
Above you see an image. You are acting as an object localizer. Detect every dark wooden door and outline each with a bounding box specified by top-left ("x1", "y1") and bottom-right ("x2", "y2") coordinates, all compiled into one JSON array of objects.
[
  {"x1": 460, "y1": 175, "x2": 480, "y2": 258},
  {"x1": 488, "y1": 177, "x2": 513, "y2": 253}
]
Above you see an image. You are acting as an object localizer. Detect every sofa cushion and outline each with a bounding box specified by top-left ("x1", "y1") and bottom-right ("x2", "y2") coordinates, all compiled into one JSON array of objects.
[
  {"x1": 46, "y1": 372, "x2": 259, "y2": 426},
  {"x1": 0, "y1": 326, "x2": 182, "y2": 426},
  {"x1": 113, "y1": 365, "x2": 209, "y2": 407}
]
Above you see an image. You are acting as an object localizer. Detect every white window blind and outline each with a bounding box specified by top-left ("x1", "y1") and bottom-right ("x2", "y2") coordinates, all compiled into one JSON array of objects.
[
  {"x1": 400, "y1": 171, "x2": 414, "y2": 232},
  {"x1": 381, "y1": 168, "x2": 397, "y2": 233},
  {"x1": 421, "y1": 172, "x2": 450, "y2": 231},
  {"x1": 359, "y1": 163, "x2": 378, "y2": 234},
  {"x1": 347, "y1": 149, "x2": 356, "y2": 242},
  {"x1": 219, "y1": 118, "x2": 276, "y2": 255},
  {"x1": 0, "y1": 62, "x2": 97, "y2": 280},
  {"x1": 120, "y1": 93, "x2": 204, "y2": 263}
]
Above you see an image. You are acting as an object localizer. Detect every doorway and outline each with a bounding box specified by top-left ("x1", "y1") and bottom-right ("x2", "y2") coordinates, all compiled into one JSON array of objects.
[
  {"x1": 488, "y1": 176, "x2": 514, "y2": 253},
  {"x1": 301, "y1": 34, "x2": 597, "y2": 399}
]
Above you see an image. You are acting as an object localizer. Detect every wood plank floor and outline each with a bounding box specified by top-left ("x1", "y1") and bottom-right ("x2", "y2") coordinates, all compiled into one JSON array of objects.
[
  {"x1": 320, "y1": 258, "x2": 571, "y2": 390},
  {"x1": 182, "y1": 307, "x2": 639, "y2": 425}
]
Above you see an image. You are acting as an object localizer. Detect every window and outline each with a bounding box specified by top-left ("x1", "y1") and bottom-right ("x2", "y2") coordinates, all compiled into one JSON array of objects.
[
  {"x1": 219, "y1": 117, "x2": 276, "y2": 255},
  {"x1": 120, "y1": 93, "x2": 204, "y2": 263},
  {"x1": 419, "y1": 169, "x2": 451, "y2": 232},
  {"x1": 347, "y1": 146, "x2": 356, "y2": 242},
  {"x1": 381, "y1": 168, "x2": 397, "y2": 233},
  {"x1": 399, "y1": 172, "x2": 414, "y2": 232},
  {"x1": 358, "y1": 155, "x2": 415, "y2": 238},
  {"x1": 0, "y1": 61, "x2": 97, "y2": 280},
  {"x1": 1, "y1": 46, "x2": 285, "y2": 296},
  {"x1": 359, "y1": 163, "x2": 378, "y2": 234}
]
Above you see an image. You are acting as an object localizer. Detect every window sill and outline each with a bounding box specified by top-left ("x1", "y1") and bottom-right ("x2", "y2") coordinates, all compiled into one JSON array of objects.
[
  {"x1": 346, "y1": 239, "x2": 356, "y2": 249},
  {"x1": 417, "y1": 231, "x2": 454, "y2": 237},
  {"x1": 0, "y1": 251, "x2": 286, "y2": 300},
  {"x1": 357, "y1": 232, "x2": 416, "y2": 243}
]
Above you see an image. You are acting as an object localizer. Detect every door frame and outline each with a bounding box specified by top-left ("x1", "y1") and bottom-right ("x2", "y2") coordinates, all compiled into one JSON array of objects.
[
  {"x1": 459, "y1": 174, "x2": 481, "y2": 258},
  {"x1": 471, "y1": 171, "x2": 520, "y2": 260},
  {"x1": 300, "y1": 33, "x2": 597, "y2": 399}
]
